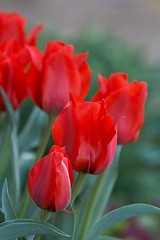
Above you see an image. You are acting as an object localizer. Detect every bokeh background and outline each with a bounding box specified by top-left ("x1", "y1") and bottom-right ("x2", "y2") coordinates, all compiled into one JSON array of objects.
[{"x1": 0, "y1": 0, "x2": 160, "y2": 239}]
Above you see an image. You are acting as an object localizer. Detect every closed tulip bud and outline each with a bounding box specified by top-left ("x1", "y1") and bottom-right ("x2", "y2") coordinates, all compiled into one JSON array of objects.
[
  {"x1": 28, "y1": 145, "x2": 74, "y2": 212},
  {"x1": 92, "y1": 73, "x2": 147, "y2": 144}
]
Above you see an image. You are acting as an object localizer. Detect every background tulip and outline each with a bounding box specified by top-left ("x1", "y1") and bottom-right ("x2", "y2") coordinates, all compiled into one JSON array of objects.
[
  {"x1": 28, "y1": 145, "x2": 74, "y2": 212},
  {"x1": 0, "y1": 12, "x2": 43, "y2": 111},
  {"x1": 52, "y1": 95, "x2": 117, "y2": 174},
  {"x1": 27, "y1": 40, "x2": 91, "y2": 115},
  {"x1": 0, "y1": 40, "x2": 29, "y2": 111},
  {"x1": 92, "y1": 73, "x2": 147, "y2": 144},
  {"x1": 0, "y1": 12, "x2": 43, "y2": 47}
]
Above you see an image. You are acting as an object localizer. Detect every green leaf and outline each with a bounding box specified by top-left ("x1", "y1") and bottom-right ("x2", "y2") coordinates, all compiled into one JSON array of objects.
[
  {"x1": 86, "y1": 204, "x2": 160, "y2": 240},
  {"x1": 0, "y1": 88, "x2": 16, "y2": 128},
  {"x1": 19, "y1": 107, "x2": 47, "y2": 152},
  {"x1": 0, "y1": 87, "x2": 20, "y2": 209},
  {"x1": 89, "y1": 146, "x2": 122, "y2": 225},
  {"x1": 48, "y1": 205, "x2": 75, "y2": 240},
  {"x1": 0, "y1": 219, "x2": 70, "y2": 240},
  {"x1": 77, "y1": 146, "x2": 122, "y2": 240},
  {"x1": 1, "y1": 179, "x2": 16, "y2": 220}
]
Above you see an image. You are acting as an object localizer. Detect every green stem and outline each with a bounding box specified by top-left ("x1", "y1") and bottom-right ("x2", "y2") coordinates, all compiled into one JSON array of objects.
[
  {"x1": 71, "y1": 172, "x2": 86, "y2": 206},
  {"x1": 78, "y1": 173, "x2": 106, "y2": 240},
  {"x1": 34, "y1": 114, "x2": 55, "y2": 164},
  {"x1": 19, "y1": 114, "x2": 55, "y2": 218},
  {"x1": 33, "y1": 210, "x2": 50, "y2": 240},
  {"x1": 79, "y1": 145, "x2": 122, "y2": 240}
]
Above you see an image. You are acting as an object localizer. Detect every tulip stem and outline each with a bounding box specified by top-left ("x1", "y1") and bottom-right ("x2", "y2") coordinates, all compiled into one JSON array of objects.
[
  {"x1": 19, "y1": 114, "x2": 55, "y2": 218},
  {"x1": 78, "y1": 146, "x2": 122, "y2": 240},
  {"x1": 34, "y1": 114, "x2": 55, "y2": 164},
  {"x1": 71, "y1": 172, "x2": 86, "y2": 206},
  {"x1": 33, "y1": 210, "x2": 50, "y2": 240}
]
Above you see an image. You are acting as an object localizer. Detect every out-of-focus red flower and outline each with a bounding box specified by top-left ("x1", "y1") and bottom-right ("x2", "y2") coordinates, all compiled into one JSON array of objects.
[
  {"x1": 92, "y1": 73, "x2": 147, "y2": 144},
  {"x1": 52, "y1": 94, "x2": 117, "y2": 174},
  {"x1": 118, "y1": 218, "x2": 152, "y2": 240},
  {"x1": 27, "y1": 40, "x2": 91, "y2": 115},
  {"x1": 0, "y1": 40, "x2": 29, "y2": 111},
  {"x1": 0, "y1": 12, "x2": 43, "y2": 47},
  {"x1": 0, "y1": 12, "x2": 43, "y2": 111},
  {"x1": 28, "y1": 145, "x2": 74, "y2": 212}
]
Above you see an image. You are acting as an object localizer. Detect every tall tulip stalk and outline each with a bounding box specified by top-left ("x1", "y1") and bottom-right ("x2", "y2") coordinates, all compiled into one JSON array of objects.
[{"x1": 0, "y1": 11, "x2": 159, "y2": 240}]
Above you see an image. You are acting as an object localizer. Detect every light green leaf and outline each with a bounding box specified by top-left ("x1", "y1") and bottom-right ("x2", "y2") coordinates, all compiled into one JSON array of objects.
[
  {"x1": 77, "y1": 146, "x2": 122, "y2": 240},
  {"x1": 1, "y1": 179, "x2": 17, "y2": 220},
  {"x1": 86, "y1": 204, "x2": 160, "y2": 240},
  {"x1": 19, "y1": 107, "x2": 47, "y2": 152},
  {"x1": 49, "y1": 204, "x2": 75, "y2": 240},
  {"x1": 88, "y1": 146, "x2": 122, "y2": 226},
  {"x1": 0, "y1": 87, "x2": 20, "y2": 209},
  {"x1": 0, "y1": 219, "x2": 70, "y2": 240}
]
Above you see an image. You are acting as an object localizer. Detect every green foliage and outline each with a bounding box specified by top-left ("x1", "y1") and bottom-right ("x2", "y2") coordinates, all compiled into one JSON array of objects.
[
  {"x1": 48, "y1": 205, "x2": 75, "y2": 240},
  {"x1": 1, "y1": 180, "x2": 17, "y2": 221},
  {"x1": 86, "y1": 204, "x2": 160, "y2": 240},
  {"x1": 0, "y1": 219, "x2": 69, "y2": 240}
]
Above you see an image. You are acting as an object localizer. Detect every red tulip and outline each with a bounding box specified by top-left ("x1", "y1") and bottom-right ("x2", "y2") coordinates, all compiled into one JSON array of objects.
[
  {"x1": 27, "y1": 40, "x2": 91, "y2": 114},
  {"x1": 52, "y1": 94, "x2": 117, "y2": 174},
  {"x1": 28, "y1": 145, "x2": 74, "y2": 212},
  {"x1": 0, "y1": 12, "x2": 43, "y2": 111},
  {"x1": 0, "y1": 12, "x2": 43, "y2": 47},
  {"x1": 0, "y1": 40, "x2": 29, "y2": 111},
  {"x1": 92, "y1": 73, "x2": 147, "y2": 144}
]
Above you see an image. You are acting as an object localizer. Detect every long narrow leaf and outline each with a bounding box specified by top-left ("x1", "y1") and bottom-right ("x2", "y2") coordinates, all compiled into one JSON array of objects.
[
  {"x1": 0, "y1": 219, "x2": 70, "y2": 240},
  {"x1": 1, "y1": 179, "x2": 17, "y2": 220},
  {"x1": 78, "y1": 146, "x2": 122, "y2": 240},
  {"x1": 0, "y1": 88, "x2": 20, "y2": 209},
  {"x1": 86, "y1": 204, "x2": 160, "y2": 240}
]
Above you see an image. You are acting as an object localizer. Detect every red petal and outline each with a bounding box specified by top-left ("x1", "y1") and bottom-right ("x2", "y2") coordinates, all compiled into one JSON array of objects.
[{"x1": 27, "y1": 25, "x2": 44, "y2": 46}]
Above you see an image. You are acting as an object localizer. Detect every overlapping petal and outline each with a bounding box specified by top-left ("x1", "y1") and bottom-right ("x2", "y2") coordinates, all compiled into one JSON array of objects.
[
  {"x1": 28, "y1": 145, "x2": 73, "y2": 212},
  {"x1": 27, "y1": 41, "x2": 91, "y2": 114},
  {"x1": 52, "y1": 95, "x2": 117, "y2": 174},
  {"x1": 92, "y1": 73, "x2": 147, "y2": 144}
]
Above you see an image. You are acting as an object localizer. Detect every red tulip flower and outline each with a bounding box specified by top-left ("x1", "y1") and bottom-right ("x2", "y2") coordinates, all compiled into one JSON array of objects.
[
  {"x1": 92, "y1": 73, "x2": 147, "y2": 144},
  {"x1": 0, "y1": 12, "x2": 43, "y2": 111},
  {"x1": 27, "y1": 40, "x2": 91, "y2": 115},
  {"x1": 52, "y1": 95, "x2": 117, "y2": 174},
  {"x1": 28, "y1": 145, "x2": 74, "y2": 212},
  {"x1": 0, "y1": 12, "x2": 43, "y2": 47},
  {"x1": 0, "y1": 40, "x2": 29, "y2": 111}
]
